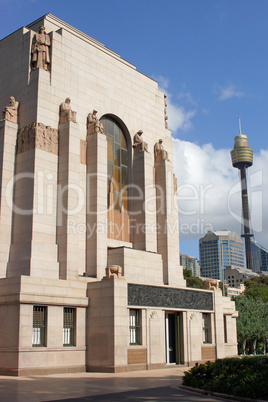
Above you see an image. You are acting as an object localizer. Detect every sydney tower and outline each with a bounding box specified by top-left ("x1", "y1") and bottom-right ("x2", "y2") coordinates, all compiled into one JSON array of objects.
[{"x1": 230, "y1": 118, "x2": 253, "y2": 270}]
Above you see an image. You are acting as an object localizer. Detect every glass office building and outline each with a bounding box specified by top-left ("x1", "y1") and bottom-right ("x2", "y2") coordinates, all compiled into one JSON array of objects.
[
  {"x1": 199, "y1": 231, "x2": 244, "y2": 280},
  {"x1": 250, "y1": 239, "x2": 268, "y2": 272}
]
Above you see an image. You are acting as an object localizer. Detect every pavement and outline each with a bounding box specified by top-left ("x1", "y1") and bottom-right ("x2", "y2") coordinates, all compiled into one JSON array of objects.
[{"x1": 0, "y1": 366, "x2": 227, "y2": 402}]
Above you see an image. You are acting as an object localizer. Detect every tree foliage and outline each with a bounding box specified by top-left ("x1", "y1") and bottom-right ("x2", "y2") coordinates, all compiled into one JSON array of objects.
[
  {"x1": 186, "y1": 277, "x2": 206, "y2": 289},
  {"x1": 235, "y1": 295, "x2": 268, "y2": 354},
  {"x1": 244, "y1": 276, "x2": 268, "y2": 303},
  {"x1": 183, "y1": 268, "x2": 192, "y2": 278}
]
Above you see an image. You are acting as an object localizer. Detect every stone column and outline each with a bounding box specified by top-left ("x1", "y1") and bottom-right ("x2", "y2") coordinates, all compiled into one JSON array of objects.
[
  {"x1": 214, "y1": 290, "x2": 225, "y2": 359},
  {"x1": 57, "y1": 121, "x2": 80, "y2": 280},
  {"x1": 86, "y1": 132, "x2": 107, "y2": 278},
  {"x1": 155, "y1": 159, "x2": 185, "y2": 286},
  {"x1": 0, "y1": 120, "x2": 18, "y2": 278},
  {"x1": 132, "y1": 151, "x2": 157, "y2": 252},
  {"x1": 7, "y1": 123, "x2": 59, "y2": 279},
  {"x1": 86, "y1": 275, "x2": 128, "y2": 372}
]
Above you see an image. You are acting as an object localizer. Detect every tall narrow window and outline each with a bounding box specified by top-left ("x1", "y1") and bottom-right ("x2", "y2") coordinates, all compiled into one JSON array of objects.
[
  {"x1": 100, "y1": 116, "x2": 128, "y2": 212},
  {"x1": 224, "y1": 315, "x2": 228, "y2": 343},
  {"x1": 129, "y1": 309, "x2": 141, "y2": 345},
  {"x1": 32, "y1": 306, "x2": 46, "y2": 347},
  {"x1": 202, "y1": 313, "x2": 212, "y2": 344},
  {"x1": 63, "y1": 308, "x2": 75, "y2": 346}
]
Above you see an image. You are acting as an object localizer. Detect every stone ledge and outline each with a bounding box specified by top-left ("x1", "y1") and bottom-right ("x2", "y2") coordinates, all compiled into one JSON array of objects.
[{"x1": 0, "y1": 365, "x2": 86, "y2": 377}]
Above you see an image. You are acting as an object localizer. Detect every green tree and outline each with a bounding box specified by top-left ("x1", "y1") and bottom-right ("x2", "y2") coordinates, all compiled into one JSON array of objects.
[
  {"x1": 186, "y1": 277, "x2": 206, "y2": 289},
  {"x1": 183, "y1": 268, "x2": 193, "y2": 279},
  {"x1": 244, "y1": 276, "x2": 268, "y2": 303},
  {"x1": 235, "y1": 295, "x2": 268, "y2": 354}
]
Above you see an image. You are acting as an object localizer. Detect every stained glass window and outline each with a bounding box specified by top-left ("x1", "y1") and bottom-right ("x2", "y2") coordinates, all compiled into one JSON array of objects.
[{"x1": 101, "y1": 116, "x2": 128, "y2": 211}]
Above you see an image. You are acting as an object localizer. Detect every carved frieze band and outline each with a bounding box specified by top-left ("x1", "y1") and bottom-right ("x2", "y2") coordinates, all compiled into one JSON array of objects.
[
  {"x1": 128, "y1": 283, "x2": 213, "y2": 311},
  {"x1": 17, "y1": 122, "x2": 58, "y2": 155}
]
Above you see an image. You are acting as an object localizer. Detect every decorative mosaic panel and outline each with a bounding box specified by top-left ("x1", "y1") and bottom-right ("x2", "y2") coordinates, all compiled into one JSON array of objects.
[{"x1": 128, "y1": 284, "x2": 213, "y2": 311}]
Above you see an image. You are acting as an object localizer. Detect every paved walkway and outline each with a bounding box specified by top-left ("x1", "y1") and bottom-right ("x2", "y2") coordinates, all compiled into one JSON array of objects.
[{"x1": 0, "y1": 367, "x2": 226, "y2": 402}]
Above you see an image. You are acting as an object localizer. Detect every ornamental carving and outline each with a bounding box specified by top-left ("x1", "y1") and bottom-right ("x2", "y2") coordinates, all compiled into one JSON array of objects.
[
  {"x1": 31, "y1": 26, "x2": 51, "y2": 71},
  {"x1": 133, "y1": 130, "x2": 148, "y2": 154},
  {"x1": 164, "y1": 94, "x2": 168, "y2": 129},
  {"x1": 1, "y1": 96, "x2": 19, "y2": 123},
  {"x1": 17, "y1": 123, "x2": 58, "y2": 155},
  {"x1": 173, "y1": 174, "x2": 178, "y2": 195},
  {"x1": 205, "y1": 280, "x2": 220, "y2": 291},
  {"x1": 128, "y1": 283, "x2": 213, "y2": 311},
  {"x1": 87, "y1": 110, "x2": 104, "y2": 135},
  {"x1": 59, "y1": 98, "x2": 77, "y2": 124},
  {"x1": 154, "y1": 139, "x2": 169, "y2": 162},
  {"x1": 105, "y1": 265, "x2": 123, "y2": 279},
  {"x1": 80, "y1": 139, "x2": 87, "y2": 164}
]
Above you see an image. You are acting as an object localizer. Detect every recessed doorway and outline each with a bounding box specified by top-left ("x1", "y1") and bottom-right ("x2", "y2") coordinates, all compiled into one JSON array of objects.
[{"x1": 165, "y1": 312, "x2": 183, "y2": 364}]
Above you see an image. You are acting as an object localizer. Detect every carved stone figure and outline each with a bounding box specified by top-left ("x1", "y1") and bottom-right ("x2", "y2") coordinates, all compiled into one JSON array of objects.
[
  {"x1": 164, "y1": 94, "x2": 168, "y2": 129},
  {"x1": 154, "y1": 139, "x2": 169, "y2": 162},
  {"x1": 1, "y1": 96, "x2": 19, "y2": 123},
  {"x1": 31, "y1": 26, "x2": 51, "y2": 71},
  {"x1": 205, "y1": 280, "x2": 220, "y2": 291},
  {"x1": 87, "y1": 110, "x2": 104, "y2": 135},
  {"x1": 105, "y1": 265, "x2": 122, "y2": 279},
  {"x1": 59, "y1": 98, "x2": 77, "y2": 124},
  {"x1": 17, "y1": 122, "x2": 58, "y2": 155},
  {"x1": 133, "y1": 130, "x2": 148, "y2": 154}
]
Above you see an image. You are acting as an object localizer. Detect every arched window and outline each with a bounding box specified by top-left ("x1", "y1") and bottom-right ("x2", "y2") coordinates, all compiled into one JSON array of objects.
[{"x1": 100, "y1": 116, "x2": 128, "y2": 212}]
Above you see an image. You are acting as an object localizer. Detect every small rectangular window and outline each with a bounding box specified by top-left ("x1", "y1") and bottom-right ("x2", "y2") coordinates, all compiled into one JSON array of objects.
[
  {"x1": 63, "y1": 308, "x2": 76, "y2": 346},
  {"x1": 32, "y1": 306, "x2": 46, "y2": 347},
  {"x1": 202, "y1": 313, "x2": 212, "y2": 344},
  {"x1": 129, "y1": 309, "x2": 141, "y2": 345}
]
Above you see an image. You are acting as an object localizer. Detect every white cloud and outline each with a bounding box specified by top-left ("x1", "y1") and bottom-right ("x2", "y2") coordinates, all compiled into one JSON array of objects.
[
  {"x1": 153, "y1": 75, "x2": 169, "y2": 91},
  {"x1": 215, "y1": 84, "x2": 244, "y2": 101},
  {"x1": 153, "y1": 75, "x2": 196, "y2": 133},
  {"x1": 173, "y1": 138, "x2": 268, "y2": 249},
  {"x1": 177, "y1": 90, "x2": 197, "y2": 106}
]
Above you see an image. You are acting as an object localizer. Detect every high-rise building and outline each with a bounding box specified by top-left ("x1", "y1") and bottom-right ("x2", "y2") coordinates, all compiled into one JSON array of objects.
[
  {"x1": 199, "y1": 230, "x2": 244, "y2": 280},
  {"x1": 0, "y1": 14, "x2": 238, "y2": 376},
  {"x1": 250, "y1": 239, "x2": 268, "y2": 272},
  {"x1": 180, "y1": 254, "x2": 201, "y2": 277}
]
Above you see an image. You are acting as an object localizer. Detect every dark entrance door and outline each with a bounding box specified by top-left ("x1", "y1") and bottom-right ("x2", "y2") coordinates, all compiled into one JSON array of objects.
[{"x1": 165, "y1": 312, "x2": 183, "y2": 364}]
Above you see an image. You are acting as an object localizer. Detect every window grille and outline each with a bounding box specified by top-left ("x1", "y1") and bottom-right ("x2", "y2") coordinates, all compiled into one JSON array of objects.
[
  {"x1": 32, "y1": 306, "x2": 46, "y2": 347},
  {"x1": 63, "y1": 308, "x2": 75, "y2": 346},
  {"x1": 129, "y1": 309, "x2": 141, "y2": 345}
]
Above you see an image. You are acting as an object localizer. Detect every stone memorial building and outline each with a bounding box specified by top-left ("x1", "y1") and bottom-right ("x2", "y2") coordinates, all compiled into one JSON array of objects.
[{"x1": 0, "y1": 14, "x2": 238, "y2": 375}]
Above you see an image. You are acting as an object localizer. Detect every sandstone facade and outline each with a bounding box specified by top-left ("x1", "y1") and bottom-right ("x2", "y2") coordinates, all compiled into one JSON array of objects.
[{"x1": 0, "y1": 14, "x2": 238, "y2": 375}]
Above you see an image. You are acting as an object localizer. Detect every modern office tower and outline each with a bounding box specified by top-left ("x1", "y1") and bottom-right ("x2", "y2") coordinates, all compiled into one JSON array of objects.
[
  {"x1": 180, "y1": 254, "x2": 201, "y2": 277},
  {"x1": 250, "y1": 238, "x2": 268, "y2": 272},
  {"x1": 199, "y1": 230, "x2": 244, "y2": 280},
  {"x1": 225, "y1": 265, "x2": 259, "y2": 288},
  {"x1": 230, "y1": 118, "x2": 253, "y2": 270},
  {"x1": 0, "y1": 14, "x2": 238, "y2": 375}
]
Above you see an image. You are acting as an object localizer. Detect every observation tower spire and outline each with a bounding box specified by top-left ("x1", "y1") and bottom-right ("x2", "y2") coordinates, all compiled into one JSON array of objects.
[{"x1": 230, "y1": 118, "x2": 254, "y2": 270}]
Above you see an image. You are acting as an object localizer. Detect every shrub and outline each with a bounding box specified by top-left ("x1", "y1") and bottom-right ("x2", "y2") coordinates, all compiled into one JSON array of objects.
[{"x1": 182, "y1": 356, "x2": 268, "y2": 400}]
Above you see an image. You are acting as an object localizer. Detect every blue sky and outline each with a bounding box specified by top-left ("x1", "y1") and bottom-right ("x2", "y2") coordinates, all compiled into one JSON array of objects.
[{"x1": 1, "y1": 0, "x2": 268, "y2": 259}]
